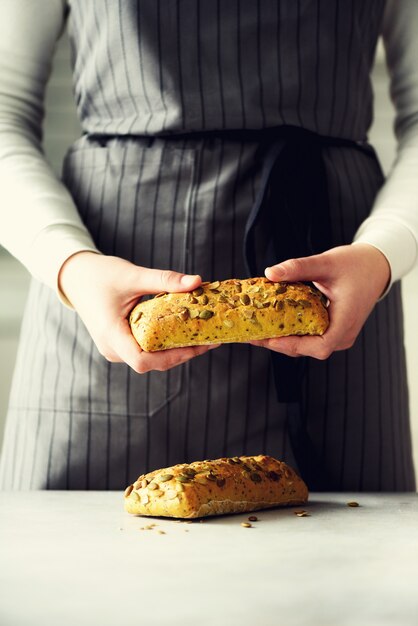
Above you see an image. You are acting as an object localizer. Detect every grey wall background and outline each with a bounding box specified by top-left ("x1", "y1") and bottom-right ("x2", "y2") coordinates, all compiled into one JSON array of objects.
[{"x1": 0, "y1": 34, "x2": 417, "y2": 484}]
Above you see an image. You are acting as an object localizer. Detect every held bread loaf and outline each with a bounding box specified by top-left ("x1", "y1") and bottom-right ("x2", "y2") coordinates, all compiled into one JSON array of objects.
[
  {"x1": 129, "y1": 277, "x2": 328, "y2": 351},
  {"x1": 124, "y1": 455, "x2": 308, "y2": 519}
]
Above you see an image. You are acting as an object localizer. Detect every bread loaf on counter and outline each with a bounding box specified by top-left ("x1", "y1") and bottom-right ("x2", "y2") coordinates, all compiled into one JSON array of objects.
[
  {"x1": 129, "y1": 277, "x2": 328, "y2": 351},
  {"x1": 124, "y1": 455, "x2": 308, "y2": 519}
]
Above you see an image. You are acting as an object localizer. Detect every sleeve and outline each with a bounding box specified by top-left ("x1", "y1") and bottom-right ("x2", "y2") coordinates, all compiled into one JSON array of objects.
[
  {"x1": 353, "y1": 0, "x2": 418, "y2": 285},
  {"x1": 0, "y1": 0, "x2": 99, "y2": 295}
]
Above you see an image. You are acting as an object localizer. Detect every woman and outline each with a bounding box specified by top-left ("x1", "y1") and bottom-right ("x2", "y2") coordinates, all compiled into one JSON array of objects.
[{"x1": 0, "y1": 0, "x2": 417, "y2": 491}]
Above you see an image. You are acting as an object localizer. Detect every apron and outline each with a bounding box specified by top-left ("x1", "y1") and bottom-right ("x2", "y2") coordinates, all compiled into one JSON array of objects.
[{"x1": 0, "y1": 0, "x2": 415, "y2": 491}]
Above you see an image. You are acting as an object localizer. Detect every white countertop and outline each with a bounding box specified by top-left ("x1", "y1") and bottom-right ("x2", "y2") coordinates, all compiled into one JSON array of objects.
[{"x1": 1, "y1": 491, "x2": 417, "y2": 626}]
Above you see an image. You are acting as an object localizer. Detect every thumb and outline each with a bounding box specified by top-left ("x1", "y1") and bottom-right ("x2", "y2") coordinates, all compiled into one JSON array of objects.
[
  {"x1": 137, "y1": 267, "x2": 202, "y2": 295},
  {"x1": 265, "y1": 254, "x2": 332, "y2": 283}
]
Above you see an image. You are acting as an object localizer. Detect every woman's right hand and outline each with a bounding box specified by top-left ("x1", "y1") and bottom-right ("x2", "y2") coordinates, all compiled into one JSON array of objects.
[{"x1": 58, "y1": 252, "x2": 219, "y2": 373}]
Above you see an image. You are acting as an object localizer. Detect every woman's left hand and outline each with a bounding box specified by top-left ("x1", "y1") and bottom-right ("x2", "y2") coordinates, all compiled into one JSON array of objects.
[{"x1": 249, "y1": 243, "x2": 391, "y2": 360}]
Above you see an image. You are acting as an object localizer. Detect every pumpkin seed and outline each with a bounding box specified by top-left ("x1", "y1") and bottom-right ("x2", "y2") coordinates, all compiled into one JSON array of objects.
[
  {"x1": 189, "y1": 295, "x2": 198, "y2": 304},
  {"x1": 124, "y1": 484, "x2": 133, "y2": 497},
  {"x1": 166, "y1": 490, "x2": 178, "y2": 500},
  {"x1": 152, "y1": 490, "x2": 164, "y2": 497},
  {"x1": 148, "y1": 482, "x2": 159, "y2": 490},
  {"x1": 190, "y1": 309, "x2": 199, "y2": 319},
  {"x1": 192, "y1": 287, "x2": 203, "y2": 296},
  {"x1": 276, "y1": 285, "x2": 287, "y2": 294},
  {"x1": 298, "y1": 299, "x2": 312, "y2": 308},
  {"x1": 223, "y1": 319, "x2": 234, "y2": 328},
  {"x1": 199, "y1": 309, "x2": 214, "y2": 320},
  {"x1": 250, "y1": 472, "x2": 262, "y2": 483},
  {"x1": 241, "y1": 522, "x2": 252, "y2": 528},
  {"x1": 200, "y1": 294, "x2": 209, "y2": 305},
  {"x1": 243, "y1": 309, "x2": 254, "y2": 320},
  {"x1": 159, "y1": 474, "x2": 173, "y2": 482},
  {"x1": 141, "y1": 479, "x2": 148, "y2": 489},
  {"x1": 176, "y1": 475, "x2": 190, "y2": 483},
  {"x1": 209, "y1": 281, "x2": 220, "y2": 290},
  {"x1": 267, "y1": 470, "x2": 280, "y2": 481},
  {"x1": 240, "y1": 293, "x2": 250, "y2": 305},
  {"x1": 216, "y1": 478, "x2": 226, "y2": 487},
  {"x1": 347, "y1": 501, "x2": 359, "y2": 507},
  {"x1": 141, "y1": 494, "x2": 149, "y2": 505},
  {"x1": 178, "y1": 307, "x2": 189, "y2": 321},
  {"x1": 131, "y1": 310, "x2": 142, "y2": 324},
  {"x1": 195, "y1": 476, "x2": 208, "y2": 485},
  {"x1": 248, "y1": 516, "x2": 258, "y2": 522}
]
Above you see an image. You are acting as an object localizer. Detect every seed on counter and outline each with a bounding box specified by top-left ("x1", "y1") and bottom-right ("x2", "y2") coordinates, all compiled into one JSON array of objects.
[
  {"x1": 241, "y1": 522, "x2": 252, "y2": 528},
  {"x1": 157, "y1": 530, "x2": 166, "y2": 535},
  {"x1": 293, "y1": 510, "x2": 307, "y2": 515},
  {"x1": 347, "y1": 501, "x2": 359, "y2": 507},
  {"x1": 295, "y1": 512, "x2": 310, "y2": 517},
  {"x1": 248, "y1": 516, "x2": 258, "y2": 522}
]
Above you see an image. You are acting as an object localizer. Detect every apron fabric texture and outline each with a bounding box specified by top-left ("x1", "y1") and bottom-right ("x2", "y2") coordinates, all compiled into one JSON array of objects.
[{"x1": 0, "y1": 0, "x2": 415, "y2": 491}]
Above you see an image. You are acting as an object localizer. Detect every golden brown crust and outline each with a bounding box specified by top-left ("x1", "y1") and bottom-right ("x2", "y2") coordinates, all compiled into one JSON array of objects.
[
  {"x1": 124, "y1": 455, "x2": 308, "y2": 519},
  {"x1": 129, "y1": 277, "x2": 328, "y2": 352}
]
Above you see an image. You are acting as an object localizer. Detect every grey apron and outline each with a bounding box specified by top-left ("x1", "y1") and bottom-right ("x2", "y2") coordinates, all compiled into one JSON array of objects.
[{"x1": 0, "y1": 0, "x2": 415, "y2": 491}]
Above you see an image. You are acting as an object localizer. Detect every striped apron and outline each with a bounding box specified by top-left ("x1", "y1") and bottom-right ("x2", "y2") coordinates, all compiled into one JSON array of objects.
[{"x1": 0, "y1": 0, "x2": 415, "y2": 491}]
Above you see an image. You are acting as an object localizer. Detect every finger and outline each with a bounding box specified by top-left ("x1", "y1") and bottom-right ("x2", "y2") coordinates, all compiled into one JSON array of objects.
[
  {"x1": 136, "y1": 344, "x2": 220, "y2": 373},
  {"x1": 112, "y1": 320, "x2": 220, "y2": 373},
  {"x1": 135, "y1": 267, "x2": 202, "y2": 296},
  {"x1": 249, "y1": 335, "x2": 333, "y2": 360},
  {"x1": 265, "y1": 254, "x2": 333, "y2": 285}
]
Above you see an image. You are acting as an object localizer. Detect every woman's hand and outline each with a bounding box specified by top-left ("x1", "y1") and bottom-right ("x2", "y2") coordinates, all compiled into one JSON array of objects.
[
  {"x1": 59, "y1": 252, "x2": 219, "y2": 373},
  {"x1": 250, "y1": 243, "x2": 391, "y2": 360}
]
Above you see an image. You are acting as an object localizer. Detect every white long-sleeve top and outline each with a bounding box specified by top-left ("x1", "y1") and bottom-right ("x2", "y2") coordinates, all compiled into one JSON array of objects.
[{"x1": 0, "y1": 0, "x2": 417, "y2": 295}]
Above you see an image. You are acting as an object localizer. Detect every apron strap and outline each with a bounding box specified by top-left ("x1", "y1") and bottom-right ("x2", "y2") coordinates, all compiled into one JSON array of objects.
[{"x1": 242, "y1": 125, "x2": 377, "y2": 490}]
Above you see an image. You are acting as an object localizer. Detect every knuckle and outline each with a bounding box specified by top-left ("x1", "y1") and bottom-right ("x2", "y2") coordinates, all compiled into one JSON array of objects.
[
  {"x1": 285, "y1": 258, "x2": 304, "y2": 274},
  {"x1": 159, "y1": 269, "x2": 177, "y2": 291},
  {"x1": 316, "y1": 348, "x2": 332, "y2": 360},
  {"x1": 283, "y1": 342, "x2": 301, "y2": 358},
  {"x1": 100, "y1": 348, "x2": 116, "y2": 362}
]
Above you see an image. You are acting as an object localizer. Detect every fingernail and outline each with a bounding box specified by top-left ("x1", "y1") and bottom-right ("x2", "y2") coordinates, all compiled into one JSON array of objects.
[{"x1": 180, "y1": 274, "x2": 200, "y2": 287}]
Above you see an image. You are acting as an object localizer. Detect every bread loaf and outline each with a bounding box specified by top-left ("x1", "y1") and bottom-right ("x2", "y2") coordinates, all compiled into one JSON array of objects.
[
  {"x1": 124, "y1": 455, "x2": 308, "y2": 519},
  {"x1": 129, "y1": 277, "x2": 328, "y2": 351}
]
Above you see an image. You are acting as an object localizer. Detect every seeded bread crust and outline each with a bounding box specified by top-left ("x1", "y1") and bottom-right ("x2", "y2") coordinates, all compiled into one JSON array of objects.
[
  {"x1": 124, "y1": 455, "x2": 308, "y2": 519},
  {"x1": 129, "y1": 278, "x2": 329, "y2": 352}
]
